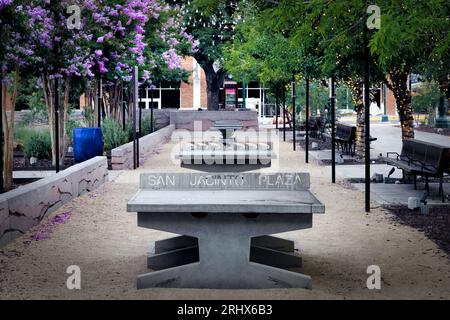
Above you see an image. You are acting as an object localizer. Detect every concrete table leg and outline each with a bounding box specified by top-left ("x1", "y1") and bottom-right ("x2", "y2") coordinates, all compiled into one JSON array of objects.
[
  {"x1": 147, "y1": 246, "x2": 199, "y2": 271},
  {"x1": 138, "y1": 234, "x2": 311, "y2": 289},
  {"x1": 252, "y1": 235, "x2": 295, "y2": 252},
  {"x1": 250, "y1": 245, "x2": 302, "y2": 269},
  {"x1": 152, "y1": 235, "x2": 295, "y2": 254},
  {"x1": 148, "y1": 235, "x2": 300, "y2": 271},
  {"x1": 136, "y1": 212, "x2": 313, "y2": 289},
  {"x1": 151, "y1": 235, "x2": 197, "y2": 254}
]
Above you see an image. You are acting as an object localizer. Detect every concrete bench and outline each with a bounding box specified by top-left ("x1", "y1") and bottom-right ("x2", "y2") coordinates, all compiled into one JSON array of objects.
[
  {"x1": 127, "y1": 172, "x2": 325, "y2": 289},
  {"x1": 177, "y1": 141, "x2": 276, "y2": 165}
]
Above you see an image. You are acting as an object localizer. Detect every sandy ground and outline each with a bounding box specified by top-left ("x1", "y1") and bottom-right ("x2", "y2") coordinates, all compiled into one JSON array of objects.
[{"x1": 1, "y1": 132, "x2": 450, "y2": 300}]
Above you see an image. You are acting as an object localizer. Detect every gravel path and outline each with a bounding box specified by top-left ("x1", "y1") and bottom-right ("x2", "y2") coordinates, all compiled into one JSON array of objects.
[{"x1": 1, "y1": 133, "x2": 449, "y2": 300}]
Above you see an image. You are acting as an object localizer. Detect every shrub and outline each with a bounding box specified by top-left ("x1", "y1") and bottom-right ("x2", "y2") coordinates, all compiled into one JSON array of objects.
[
  {"x1": 126, "y1": 122, "x2": 134, "y2": 143},
  {"x1": 23, "y1": 128, "x2": 52, "y2": 160},
  {"x1": 82, "y1": 107, "x2": 95, "y2": 127},
  {"x1": 14, "y1": 126, "x2": 35, "y2": 149},
  {"x1": 17, "y1": 78, "x2": 49, "y2": 126},
  {"x1": 141, "y1": 115, "x2": 157, "y2": 136},
  {"x1": 101, "y1": 117, "x2": 129, "y2": 151},
  {"x1": 66, "y1": 119, "x2": 84, "y2": 146}
]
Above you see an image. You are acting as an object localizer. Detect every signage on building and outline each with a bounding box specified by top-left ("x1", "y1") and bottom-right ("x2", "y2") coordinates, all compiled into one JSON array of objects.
[{"x1": 224, "y1": 80, "x2": 238, "y2": 110}]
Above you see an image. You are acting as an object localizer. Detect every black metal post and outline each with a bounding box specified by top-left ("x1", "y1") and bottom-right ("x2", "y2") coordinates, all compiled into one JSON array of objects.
[
  {"x1": 55, "y1": 78, "x2": 60, "y2": 173},
  {"x1": 150, "y1": 85, "x2": 154, "y2": 133},
  {"x1": 364, "y1": 35, "x2": 371, "y2": 213},
  {"x1": 0, "y1": 83, "x2": 3, "y2": 193},
  {"x1": 122, "y1": 87, "x2": 126, "y2": 131},
  {"x1": 97, "y1": 78, "x2": 102, "y2": 127},
  {"x1": 330, "y1": 76, "x2": 336, "y2": 184},
  {"x1": 275, "y1": 84, "x2": 279, "y2": 130},
  {"x1": 132, "y1": 68, "x2": 138, "y2": 170},
  {"x1": 136, "y1": 86, "x2": 142, "y2": 168},
  {"x1": 139, "y1": 88, "x2": 142, "y2": 135},
  {"x1": 292, "y1": 73, "x2": 296, "y2": 151},
  {"x1": 305, "y1": 77, "x2": 310, "y2": 163},
  {"x1": 282, "y1": 84, "x2": 286, "y2": 142}
]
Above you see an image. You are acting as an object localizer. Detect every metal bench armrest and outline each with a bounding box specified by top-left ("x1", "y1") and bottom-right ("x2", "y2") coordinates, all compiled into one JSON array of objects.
[{"x1": 386, "y1": 152, "x2": 400, "y2": 160}]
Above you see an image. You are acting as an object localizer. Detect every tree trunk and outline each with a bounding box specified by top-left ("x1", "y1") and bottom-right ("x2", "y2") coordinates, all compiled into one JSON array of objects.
[
  {"x1": 204, "y1": 65, "x2": 225, "y2": 110},
  {"x1": 438, "y1": 75, "x2": 450, "y2": 112},
  {"x1": 42, "y1": 74, "x2": 58, "y2": 166},
  {"x1": 387, "y1": 71, "x2": 415, "y2": 141},
  {"x1": 2, "y1": 66, "x2": 20, "y2": 190},
  {"x1": 60, "y1": 78, "x2": 71, "y2": 163},
  {"x1": 194, "y1": 52, "x2": 225, "y2": 110},
  {"x1": 85, "y1": 83, "x2": 96, "y2": 127},
  {"x1": 350, "y1": 79, "x2": 365, "y2": 159},
  {"x1": 104, "y1": 81, "x2": 123, "y2": 121}
]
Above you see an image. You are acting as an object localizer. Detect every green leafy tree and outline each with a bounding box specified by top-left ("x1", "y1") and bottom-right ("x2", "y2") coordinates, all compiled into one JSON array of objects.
[
  {"x1": 412, "y1": 81, "x2": 442, "y2": 125},
  {"x1": 371, "y1": 0, "x2": 450, "y2": 138},
  {"x1": 220, "y1": 0, "x2": 384, "y2": 157},
  {"x1": 172, "y1": 0, "x2": 248, "y2": 109}
]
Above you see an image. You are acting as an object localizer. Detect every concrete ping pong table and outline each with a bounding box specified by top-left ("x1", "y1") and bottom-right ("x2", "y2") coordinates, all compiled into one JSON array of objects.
[{"x1": 127, "y1": 172, "x2": 325, "y2": 289}]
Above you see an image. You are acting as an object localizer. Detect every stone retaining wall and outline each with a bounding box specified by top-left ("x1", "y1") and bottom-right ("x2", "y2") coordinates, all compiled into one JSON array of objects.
[
  {"x1": 111, "y1": 125, "x2": 175, "y2": 170},
  {"x1": 0, "y1": 157, "x2": 108, "y2": 248},
  {"x1": 141, "y1": 109, "x2": 171, "y2": 129}
]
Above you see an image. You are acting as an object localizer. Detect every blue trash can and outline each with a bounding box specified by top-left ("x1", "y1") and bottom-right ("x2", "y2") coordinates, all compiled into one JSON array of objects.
[{"x1": 73, "y1": 128, "x2": 104, "y2": 163}]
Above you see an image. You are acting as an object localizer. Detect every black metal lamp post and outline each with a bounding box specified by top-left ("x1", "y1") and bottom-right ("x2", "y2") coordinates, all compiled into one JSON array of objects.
[
  {"x1": 364, "y1": 34, "x2": 371, "y2": 213},
  {"x1": 132, "y1": 67, "x2": 138, "y2": 170},
  {"x1": 282, "y1": 84, "x2": 286, "y2": 141},
  {"x1": 150, "y1": 84, "x2": 154, "y2": 133},
  {"x1": 136, "y1": 85, "x2": 142, "y2": 169},
  {"x1": 275, "y1": 84, "x2": 279, "y2": 131},
  {"x1": 292, "y1": 72, "x2": 296, "y2": 151},
  {"x1": 329, "y1": 76, "x2": 336, "y2": 184},
  {"x1": 305, "y1": 77, "x2": 310, "y2": 163}
]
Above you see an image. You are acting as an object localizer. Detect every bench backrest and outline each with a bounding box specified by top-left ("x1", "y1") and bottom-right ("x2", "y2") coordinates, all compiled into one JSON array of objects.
[
  {"x1": 336, "y1": 124, "x2": 356, "y2": 140},
  {"x1": 308, "y1": 117, "x2": 320, "y2": 130},
  {"x1": 401, "y1": 139, "x2": 450, "y2": 173},
  {"x1": 401, "y1": 140, "x2": 415, "y2": 159},
  {"x1": 426, "y1": 144, "x2": 450, "y2": 172},
  {"x1": 140, "y1": 172, "x2": 310, "y2": 191}
]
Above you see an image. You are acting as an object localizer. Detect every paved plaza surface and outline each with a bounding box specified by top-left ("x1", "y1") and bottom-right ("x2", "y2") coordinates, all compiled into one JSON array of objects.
[
  {"x1": 369, "y1": 123, "x2": 450, "y2": 156},
  {"x1": 353, "y1": 183, "x2": 450, "y2": 206},
  {"x1": 0, "y1": 132, "x2": 450, "y2": 299}
]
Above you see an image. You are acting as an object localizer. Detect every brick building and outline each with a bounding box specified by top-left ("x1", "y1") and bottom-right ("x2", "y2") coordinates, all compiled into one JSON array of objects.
[
  {"x1": 140, "y1": 56, "x2": 271, "y2": 115},
  {"x1": 381, "y1": 84, "x2": 398, "y2": 116}
]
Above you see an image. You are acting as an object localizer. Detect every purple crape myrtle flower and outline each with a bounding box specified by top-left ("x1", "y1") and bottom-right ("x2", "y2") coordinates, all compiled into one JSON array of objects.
[{"x1": 31, "y1": 209, "x2": 73, "y2": 242}]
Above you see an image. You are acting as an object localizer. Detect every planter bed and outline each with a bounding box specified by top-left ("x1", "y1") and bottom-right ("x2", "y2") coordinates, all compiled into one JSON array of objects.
[
  {"x1": 111, "y1": 125, "x2": 175, "y2": 170},
  {"x1": 13, "y1": 150, "x2": 75, "y2": 171}
]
